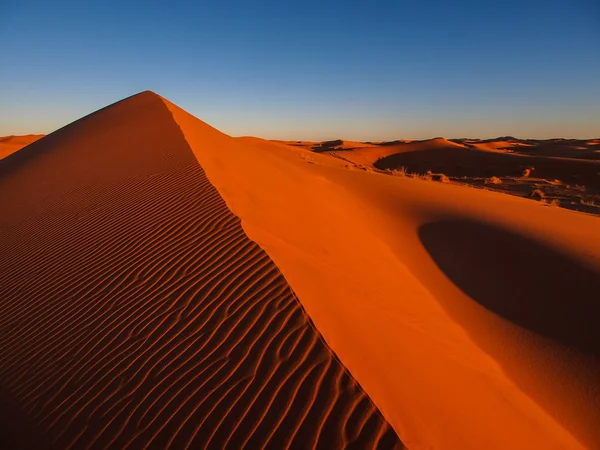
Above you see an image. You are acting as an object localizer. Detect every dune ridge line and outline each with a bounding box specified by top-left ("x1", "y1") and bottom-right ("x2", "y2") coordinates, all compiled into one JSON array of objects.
[
  {"x1": 0, "y1": 91, "x2": 403, "y2": 449},
  {"x1": 163, "y1": 95, "x2": 599, "y2": 449}
]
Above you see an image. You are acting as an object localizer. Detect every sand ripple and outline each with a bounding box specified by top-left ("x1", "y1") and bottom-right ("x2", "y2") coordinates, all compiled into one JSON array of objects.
[{"x1": 0, "y1": 92, "x2": 402, "y2": 449}]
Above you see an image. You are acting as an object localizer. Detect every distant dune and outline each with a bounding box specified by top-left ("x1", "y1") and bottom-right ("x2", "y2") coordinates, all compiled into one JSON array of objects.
[
  {"x1": 0, "y1": 134, "x2": 44, "y2": 159},
  {"x1": 1, "y1": 92, "x2": 599, "y2": 450},
  {"x1": 296, "y1": 137, "x2": 600, "y2": 214}
]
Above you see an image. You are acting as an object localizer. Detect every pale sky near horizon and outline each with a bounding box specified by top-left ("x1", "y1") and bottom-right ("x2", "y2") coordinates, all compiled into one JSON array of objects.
[{"x1": 1, "y1": 0, "x2": 599, "y2": 140}]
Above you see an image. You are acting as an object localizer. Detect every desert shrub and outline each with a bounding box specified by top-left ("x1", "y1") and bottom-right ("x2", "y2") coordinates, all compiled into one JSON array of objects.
[
  {"x1": 392, "y1": 166, "x2": 406, "y2": 177},
  {"x1": 485, "y1": 176, "x2": 502, "y2": 184},
  {"x1": 530, "y1": 189, "x2": 545, "y2": 200},
  {"x1": 522, "y1": 167, "x2": 534, "y2": 177},
  {"x1": 546, "y1": 198, "x2": 560, "y2": 207},
  {"x1": 431, "y1": 174, "x2": 450, "y2": 182}
]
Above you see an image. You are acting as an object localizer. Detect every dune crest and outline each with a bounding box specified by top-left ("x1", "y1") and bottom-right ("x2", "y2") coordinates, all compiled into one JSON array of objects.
[
  {"x1": 2, "y1": 91, "x2": 598, "y2": 449},
  {"x1": 164, "y1": 97, "x2": 599, "y2": 449},
  {"x1": 0, "y1": 92, "x2": 402, "y2": 449}
]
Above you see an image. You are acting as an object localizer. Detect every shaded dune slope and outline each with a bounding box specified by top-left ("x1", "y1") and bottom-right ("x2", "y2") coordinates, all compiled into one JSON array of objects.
[
  {"x1": 0, "y1": 92, "x2": 402, "y2": 449},
  {"x1": 419, "y1": 219, "x2": 600, "y2": 356},
  {"x1": 174, "y1": 133, "x2": 599, "y2": 449}
]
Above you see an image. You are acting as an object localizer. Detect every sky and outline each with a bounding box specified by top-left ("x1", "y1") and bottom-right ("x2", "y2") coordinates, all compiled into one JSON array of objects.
[{"x1": 1, "y1": 0, "x2": 599, "y2": 140}]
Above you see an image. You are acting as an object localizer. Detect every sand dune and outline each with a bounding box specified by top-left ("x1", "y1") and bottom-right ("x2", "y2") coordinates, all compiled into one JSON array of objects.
[
  {"x1": 2, "y1": 91, "x2": 599, "y2": 450},
  {"x1": 311, "y1": 137, "x2": 600, "y2": 214},
  {"x1": 374, "y1": 144, "x2": 600, "y2": 188},
  {"x1": 463, "y1": 137, "x2": 600, "y2": 160},
  {"x1": 0, "y1": 134, "x2": 44, "y2": 159},
  {"x1": 168, "y1": 118, "x2": 599, "y2": 448},
  {"x1": 0, "y1": 92, "x2": 402, "y2": 449},
  {"x1": 280, "y1": 139, "x2": 377, "y2": 152}
]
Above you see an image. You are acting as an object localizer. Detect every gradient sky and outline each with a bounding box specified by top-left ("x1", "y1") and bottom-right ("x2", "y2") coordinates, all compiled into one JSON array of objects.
[{"x1": 1, "y1": 0, "x2": 599, "y2": 140}]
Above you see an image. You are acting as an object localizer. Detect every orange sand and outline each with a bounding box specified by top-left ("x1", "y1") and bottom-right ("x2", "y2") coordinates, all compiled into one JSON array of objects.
[
  {"x1": 1, "y1": 91, "x2": 598, "y2": 449},
  {"x1": 0, "y1": 134, "x2": 44, "y2": 159},
  {"x1": 166, "y1": 100, "x2": 599, "y2": 449},
  {"x1": 0, "y1": 93, "x2": 401, "y2": 449}
]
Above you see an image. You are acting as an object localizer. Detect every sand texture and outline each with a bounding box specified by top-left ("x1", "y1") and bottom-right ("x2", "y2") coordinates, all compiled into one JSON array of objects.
[
  {"x1": 2, "y1": 91, "x2": 599, "y2": 450},
  {"x1": 167, "y1": 119, "x2": 599, "y2": 448},
  {"x1": 0, "y1": 92, "x2": 402, "y2": 450}
]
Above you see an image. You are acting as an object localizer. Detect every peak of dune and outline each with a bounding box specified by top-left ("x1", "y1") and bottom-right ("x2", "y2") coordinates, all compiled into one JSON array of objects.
[
  {"x1": 0, "y1": 91, "x2": 232, "y2": 172},
  {"x1": 105, "y1": 89, "x2": 162, "y2": 105},
  {"x1": 0, "y1": 92, "x2": 402, "y2": 449},
  {"x1": 130, "y1": 89, "x2": 161, "y2": 98},
  {"x1": 2, "y1": 92, "x2": 599, "y2": 450}
]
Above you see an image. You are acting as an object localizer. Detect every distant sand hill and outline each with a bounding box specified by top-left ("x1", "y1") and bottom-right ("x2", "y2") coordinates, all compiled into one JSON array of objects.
[
  {"x1": 0, "y1": 134, "x2": 44, "y2": 159},
  {"x1": 286, "y1": 136, "x2": 600, "y2": 215},
  {"x1": 1, "y1": 92, "x2": 599, "y2": 450}
]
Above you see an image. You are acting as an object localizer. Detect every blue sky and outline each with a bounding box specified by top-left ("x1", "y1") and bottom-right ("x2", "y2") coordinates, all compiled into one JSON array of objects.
[{"x1": 1, "y1": 0, "x2": 598, "y2": 140}]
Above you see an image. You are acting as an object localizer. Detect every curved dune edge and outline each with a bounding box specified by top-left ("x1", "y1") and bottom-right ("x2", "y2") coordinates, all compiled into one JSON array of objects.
[
  {"x1": 0, "y1": 134, "x2": 44, "y2": 159},
  {"x1": 164, "y1": 98, "x2": 600, "y2": 449},
  {"x1": 0, "y1": 92, "x2": 403, "y2": 449}
]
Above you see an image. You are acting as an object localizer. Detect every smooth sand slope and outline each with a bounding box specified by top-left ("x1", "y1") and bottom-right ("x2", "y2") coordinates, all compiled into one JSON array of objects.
[
  {"x1": 0, "y1": 92, "x2": 402, "y2": 449},
  {"x1": 0, "y1": 134, "x2": 44, "y2": 159},
  {"x1": 163, "y1": 106, "x2": 600, "y2": 449}
]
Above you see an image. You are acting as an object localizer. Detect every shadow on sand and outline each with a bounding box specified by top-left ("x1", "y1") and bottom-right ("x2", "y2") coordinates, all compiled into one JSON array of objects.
[
  {"x1": 419, "y1": 219, "x2": 600, "y2": 356},
  {"x1": 0, "y1": 387, "x2": 51, "y2": 450}
]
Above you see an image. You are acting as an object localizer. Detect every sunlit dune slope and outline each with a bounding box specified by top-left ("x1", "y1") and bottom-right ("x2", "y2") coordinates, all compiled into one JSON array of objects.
[
  {"x1": 166, "y1": 120, "x2": 599, "y2": 449},
  {"x1": 0, "y1": 92, "x2": 402, "y2": 449},
  {"x1": 2, "y1": 90, "x2": 598, "y2": 450},
  {"x1": 0, "y1": 134, "x2": 44, "y2": 159}
]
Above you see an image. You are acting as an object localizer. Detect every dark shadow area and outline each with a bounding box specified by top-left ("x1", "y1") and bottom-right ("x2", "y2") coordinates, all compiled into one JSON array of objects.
[
  {"x1": 375, "y1": 147, "x2": 600, "y2": 191},
  {"x1": 419, "y1": 219, "x2": 600, "y2": 356},
  {"x1": 456, "y1": 138, "x2": 600, "y2": 161},
  {"x1": 312, "y1": 139, "x2": 345, "y2": 152},
  {"x1": 0, "y1": 388, "x2": 52, "y2": 450}
]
